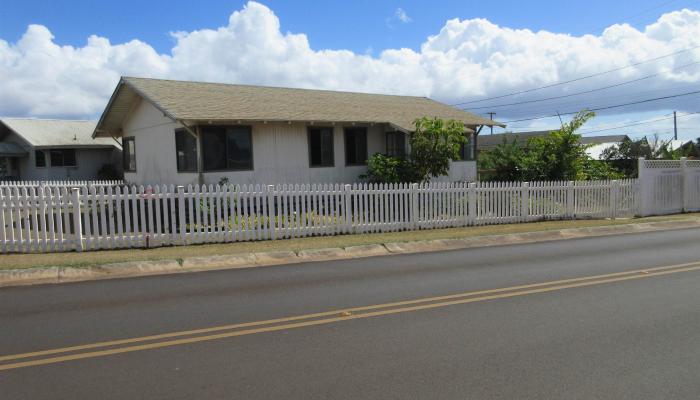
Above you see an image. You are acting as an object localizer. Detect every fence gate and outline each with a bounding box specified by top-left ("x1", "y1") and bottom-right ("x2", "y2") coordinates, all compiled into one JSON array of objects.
[
  {"x1": 683, "y1": 159, "x2": 700, "y2": 212},
  {"x1": 638, "y1": 159, "x2": 683, "y2": 216}
]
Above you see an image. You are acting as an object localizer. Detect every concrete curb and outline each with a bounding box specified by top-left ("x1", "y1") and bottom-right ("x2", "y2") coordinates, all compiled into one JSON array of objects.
[{"x1": 1, "y1": 218, "x2": 699, "y2": 288}]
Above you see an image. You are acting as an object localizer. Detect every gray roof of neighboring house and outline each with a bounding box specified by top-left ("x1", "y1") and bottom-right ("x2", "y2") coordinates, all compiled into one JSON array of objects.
[
  {"x1": 94, "y1": 77, "x2": 505, "y2": 137},
  {"x1": 477, "y1": 130, "x2": 628, "y2": 151},
  {"x1": 0, "y1": 118, "x2": 117, "y2": 149}
]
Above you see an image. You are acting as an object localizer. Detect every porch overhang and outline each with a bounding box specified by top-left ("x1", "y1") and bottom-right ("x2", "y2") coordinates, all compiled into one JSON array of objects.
[{"x1": 0, "y1": 142, "x2": 28, "y2": 157}]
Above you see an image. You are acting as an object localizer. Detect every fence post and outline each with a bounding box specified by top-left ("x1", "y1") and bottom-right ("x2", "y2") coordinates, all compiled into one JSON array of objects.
[
  {"x1": 520, "y1": 182, "x2": 529, "y2": 223},
  {"x1": 680, "y1": 157, "x2": 688, "y2": 212},
  {"x1": 566, "y1": 181, "x2": 575, "y2": 219},
  {"x1": 411, "y1": 183, "x2": 419, "y2": 229},
  {"x1": 267, "y1": 185, "x2": 276, "y2": 240},
  {"x1": 177, "y1": 185, "x2": 186, "y2": 245},
  {"x1": 344, "y1": 184, "x2": 353, "y2": 233},
  {"x1": 637, "y1": 157, "x2": 647, "y2": 216},
  {"x1": 71, "y1": 188, "x2": 83, "y2": 252},
  {"x1": 468, "y1": 182, "x2": 477, "y2": 226},
  {"x1": 610, "y1": 180, "x2": 620, "y2": 219}
]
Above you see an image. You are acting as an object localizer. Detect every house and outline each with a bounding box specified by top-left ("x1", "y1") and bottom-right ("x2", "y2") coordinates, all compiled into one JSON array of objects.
[
  {"x1": 583, "y1": 135, "x2": 630, "y2": 160},
  {"x1": 0, "y1": 118, "x2": 122, "y2": 181},
  {"x1": 92, "y1": 77, "x2": 504, "y2": 186},
  {"x1": 477, "y1": 130, "x2": 629, "y2": 159}
]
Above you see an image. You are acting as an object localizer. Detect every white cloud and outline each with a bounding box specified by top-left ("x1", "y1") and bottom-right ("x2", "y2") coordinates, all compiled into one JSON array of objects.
[
  {"x1": 1, "y1": 0, "x2": 699, "y2": 135},
  {"x1": 396, "y1": 8, "x2": 412, "y2": 23}
]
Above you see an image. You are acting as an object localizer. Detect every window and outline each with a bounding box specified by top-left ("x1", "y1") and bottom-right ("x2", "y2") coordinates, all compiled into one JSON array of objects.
[
  {"x1": 385, "y1": 132, "x2": 406, "y2": 158},
  {"x1": 35, "y1": 150, "x2": 46, "y2": 168},
  {"x1": 308, "y1": 127, "x2": 334, "y2": 167},
  {"x1": 344, "y1": 127, "x2": 368, "y2": 166},
  {"x1": 458, "y1": 134, "x2": 474, "y2": 161},
  {"x1": 175, "y1": 129, "x2": 198, "y2": 172},
  {"x1": 201, "y1": 126, "x2": 253, "y2": 171},
  {"x1": 49, "y1": 149, "x2": 76, "y2": 167},
  {"x1": 123, "y1": 137, "x2": 136, "y2": 172}
]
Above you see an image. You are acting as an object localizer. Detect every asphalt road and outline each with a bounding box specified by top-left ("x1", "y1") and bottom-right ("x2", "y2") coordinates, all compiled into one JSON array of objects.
[{"x1": 1, "y1": 227, "x2": 700, "y2": 399}]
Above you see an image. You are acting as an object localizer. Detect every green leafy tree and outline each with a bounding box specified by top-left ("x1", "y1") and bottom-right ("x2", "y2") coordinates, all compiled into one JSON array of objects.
[
  {"x1": 478, "y1": 138, "x2": 527, "y2": 181},
  {"x1": 527, "y1": 110, "x2": 595, "y2": 180},
  {"x1": 361, "y1": 153, "x2": 420, "y2": 183},
  {"x1": 410, "y1": 117, "x2": 467, "y2": 181},
  {"x1": 479, "y1": 110, "x2": 621, "y2": 181}
]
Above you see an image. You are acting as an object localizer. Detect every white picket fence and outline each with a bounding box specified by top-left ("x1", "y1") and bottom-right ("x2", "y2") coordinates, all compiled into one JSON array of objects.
[
  {"x1": 0, "y1": 180, "x2": 123, "y2": 188},
  {"x1": 0, "y1": 179, "x2": 639, "y2": 253}
]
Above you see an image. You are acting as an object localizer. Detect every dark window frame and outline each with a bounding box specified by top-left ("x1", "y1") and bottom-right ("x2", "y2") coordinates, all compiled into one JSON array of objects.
[
  {"x1": 35, "y1": 150, "x2": 46, "y2": 168},
  {"x1": 174, "y1": 129, "x2": 198, "y2": 172},
  {"x1": 307, "y1": 127, "x2": 335, "y2": 168},
  {"x1": 344, "y1": 127, "x2": 368, "y2": 166},
  {"x1": 49, "y1": 149, "x2": 77, "y2": 168},
  {"x1": 385, "y1": 131, "x2": 406, "y2": 159},
  {"x1": 123, "y1": 137, "x2": 137, "y2": 172},
  {"x1": 201, "y1": 125, "x2": 254, "y2": 172}
]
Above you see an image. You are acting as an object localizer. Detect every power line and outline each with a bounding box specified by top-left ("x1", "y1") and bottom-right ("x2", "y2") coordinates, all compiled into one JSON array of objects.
[
  {"x1": 504, "y1": 111, "x2": 700, "y2": 136},
  {"x1": 463, "y1": 60, "x2": 700, "y2": 111},
  {"x1": 578, "y1": 115, "x2": 676, "y2": 135},
  {"x1": 451, "y1": 44, "x2": 700, "y2": 106},
  {"x1": 502, "y1": 89, "x2": 700, "y2": 124},
  {"x1": 485, "y1": 86, "x2": 687, "y2": 118}
]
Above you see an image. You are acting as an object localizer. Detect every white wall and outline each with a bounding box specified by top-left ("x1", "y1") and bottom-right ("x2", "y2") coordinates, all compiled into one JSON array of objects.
[
  {"x1": 122, "y1": 99, "x2": 476, "y2": 186},
  {"x1": 121, "y1": 98, "x2": 194, "y2": 185},
  {"x1": 20, "y1": 148, "x2": 117, "y2": 181}
]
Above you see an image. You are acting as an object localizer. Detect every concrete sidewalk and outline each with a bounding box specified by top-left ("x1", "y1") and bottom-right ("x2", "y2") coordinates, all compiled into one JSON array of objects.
[{"x1": 1, "y1": 216, "x2": 699, "y2": 288}]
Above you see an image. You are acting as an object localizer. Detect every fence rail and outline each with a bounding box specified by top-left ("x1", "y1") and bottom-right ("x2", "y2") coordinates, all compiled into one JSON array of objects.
[
  {"x1": 0, "y1": 180, "x2": 123, "y2": 188},
  {"x1": 0, "y1": 179, "x2": 639, "y2": 253}
]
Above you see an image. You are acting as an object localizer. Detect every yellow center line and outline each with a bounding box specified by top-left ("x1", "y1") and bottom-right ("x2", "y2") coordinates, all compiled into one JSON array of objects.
[
  {"x1": 1, "y1": 261, "x2": 699, "y2": 371},
  {"x1": 1, "y1": 261, "x2": 693, "y2": 363}
]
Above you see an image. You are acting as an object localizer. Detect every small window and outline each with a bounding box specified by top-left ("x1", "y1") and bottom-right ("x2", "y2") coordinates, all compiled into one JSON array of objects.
[
  {"x1": 123, "y1": 137, "x2": 136, "y2": 172},
  {"x1": 345, "y1": 127, "x2": 368, "y2": 166},
  {"x1": 459, "y1": 134, "x2": 473, "y2": 161},
  {"x1": 35, "y1": 150, "x2": 46, "y2": 168},
  {"x1": 49, "y1": 149, "x2": 76, "y2": 167},
  {"x1": 202, "y1": 126, "x2": 253, "y2": 171},
  {"x1": 385, "y1": 132, "x2": 406, "y2": 158},
  {"x1": 308, "y1": 127, "x2": 334, "y2": 167},
  {"x1": 175, "y1": 129, "x2": 197, "y2": 172}
]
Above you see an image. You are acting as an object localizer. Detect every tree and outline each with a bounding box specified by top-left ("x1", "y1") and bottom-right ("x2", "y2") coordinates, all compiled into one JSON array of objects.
[
  {"x1": 410, "y1": 117, "x2": 467, "y2": 181},
  {"x1": 527, "y1": 110, "x2": 595, "y2": 180},
  {"x1": 479, "y1": 110, "x2": 622, "y2": 181},
  {"x1": 361, "y1": 153, "x2": 419, "y2": 184},
  {"x1": 362, "y1": 117, "x2": 468, "y2": 183},
  {"x1": 478, "y1": 137, "x2": 527, "y2": 181}
]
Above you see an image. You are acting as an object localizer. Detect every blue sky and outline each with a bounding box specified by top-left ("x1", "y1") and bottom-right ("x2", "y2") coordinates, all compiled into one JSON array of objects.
[{"x1": 1, "y1": 0, "x2": 699, "y2": 140}]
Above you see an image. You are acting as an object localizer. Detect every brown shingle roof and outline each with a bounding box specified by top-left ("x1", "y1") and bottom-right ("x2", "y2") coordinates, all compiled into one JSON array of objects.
[{"x1": 95, "y1": 77, "x2": 504, "y2": 136}]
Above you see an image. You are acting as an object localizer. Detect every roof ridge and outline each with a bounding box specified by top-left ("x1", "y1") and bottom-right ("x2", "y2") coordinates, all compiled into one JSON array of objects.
[{"x1": 122, "y1": 76, "x2": 431, "y2": 100}]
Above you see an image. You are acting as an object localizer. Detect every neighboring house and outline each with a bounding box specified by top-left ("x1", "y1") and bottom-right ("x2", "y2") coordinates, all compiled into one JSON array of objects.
[
  {"x1": 92, "y1": 77, "x2": 503, "y2": 186},
  {"x1": 0, "y1": 118, "x2": 121, "y2": 181},
  {"x1": 477, "y1": 130, "x2": 552, "y2": 153},
  {"x1": 477, "y1": 130, "x2": 628, "y2": 159},
  {"x1": 583, "y1": 135, "x2": 630, "y2": 160}
]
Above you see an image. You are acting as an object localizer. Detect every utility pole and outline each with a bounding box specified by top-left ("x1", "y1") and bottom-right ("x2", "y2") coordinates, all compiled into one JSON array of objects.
[
  {"x1": 487, "y1": 112, "x2": 496, "y2": 134},
  {"x1": 673, "y1": 111, "x2": 678, "y2": 140}
]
